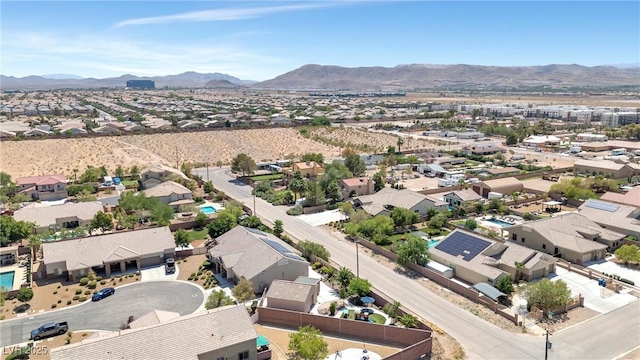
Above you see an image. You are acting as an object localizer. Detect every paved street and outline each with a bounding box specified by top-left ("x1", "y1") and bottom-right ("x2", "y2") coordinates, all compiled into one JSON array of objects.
[
  {"x1": 0, "y1": 281, "x2": 203, "y2": 347},
  {"x1": 199, "y1": 166, "x2": 640, "y2": 359}
]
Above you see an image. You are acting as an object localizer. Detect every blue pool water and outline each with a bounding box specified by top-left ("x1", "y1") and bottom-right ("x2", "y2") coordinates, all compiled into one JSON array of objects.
[
  {"x1": 0, "y1": 271, "x2": 15, "y2": 290},
  {"x1": 428, "y1": 239, "x2": 440, "y2": 248},
  {"x1": 200, "y1": 206, "x2": 216, "y2": 215},
  {"x1": 487, "y1": 218, "x2": 514, "y2": 227}
]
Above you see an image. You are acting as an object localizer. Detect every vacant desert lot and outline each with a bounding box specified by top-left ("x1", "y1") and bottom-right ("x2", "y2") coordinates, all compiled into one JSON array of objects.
[{"x1": 0, "y1": 127, "x2": 418, "y2": 178}]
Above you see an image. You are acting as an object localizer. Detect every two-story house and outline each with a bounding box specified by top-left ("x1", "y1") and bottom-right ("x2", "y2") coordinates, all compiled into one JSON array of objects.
[
  {"x1": 285, "y1": 161, "x2": 325, "y2": 179},
  {"x1": 340, "y1": 177, "x2": 375, "y2": 199},
  {"x1": 140, "y1": 164, "x2": 189, "y2": 189},
  {"x1": 17, "y1": 174, "x2": 68, "y2": 201}
]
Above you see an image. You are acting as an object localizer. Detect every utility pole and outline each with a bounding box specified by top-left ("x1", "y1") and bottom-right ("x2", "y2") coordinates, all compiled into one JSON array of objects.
[
  {"x1": 355, "y1": 239, "x2": 360, "y2": 278},
  {"x1": 253, "y1": 194, "x2": 256, "y2": 216},
  {"x1": 544, "y1": 326, "x2": 553, "y2": 360}
]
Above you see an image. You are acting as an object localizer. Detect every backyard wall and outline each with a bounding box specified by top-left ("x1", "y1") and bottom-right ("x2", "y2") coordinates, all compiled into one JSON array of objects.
[{"x1": 257, "y1": 307, "x2": 432, "y2": 360}]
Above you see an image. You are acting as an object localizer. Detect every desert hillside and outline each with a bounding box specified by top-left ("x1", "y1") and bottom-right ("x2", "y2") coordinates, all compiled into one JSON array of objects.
[{"x1": 0, "y1": 127, "x2": 421, "y2": 178}]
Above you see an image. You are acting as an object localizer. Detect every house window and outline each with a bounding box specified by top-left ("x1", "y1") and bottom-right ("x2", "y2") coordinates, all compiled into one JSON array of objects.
[
  {"x1": 521, "y1": 237, "x2": 525, "y2": 243},
  {"x1": 512, "y1": 233, "x2": 517, "y2": 241},
  {"x1": 238, "y1": 351, "x2": 249, "y2": 360}
]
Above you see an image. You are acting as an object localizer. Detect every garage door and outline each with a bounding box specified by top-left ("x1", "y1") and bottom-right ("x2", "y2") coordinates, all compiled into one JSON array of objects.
[{"x1": 140, "y1": 256, "x2": 161, "y2": 268}]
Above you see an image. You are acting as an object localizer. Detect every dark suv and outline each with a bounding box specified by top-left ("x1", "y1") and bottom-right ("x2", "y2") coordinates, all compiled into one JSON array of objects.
[{"x1": 165, "y1": 258, "x2": 176, "y2": 274}]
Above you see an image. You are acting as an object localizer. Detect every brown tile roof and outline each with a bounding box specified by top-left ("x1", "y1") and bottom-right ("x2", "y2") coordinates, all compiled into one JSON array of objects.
[
  {"x1": 341, "y1": 177, "x2": 370, "y2": 187},
  {"x1": 50, "y1": 305, "x2": 257, "y2": 360},
  {"x1": 142, "y1": 181, "x2": 191, "y2": 197},
  {"x1": 13, "y1": 202, "x2": 103, "y2": 228},
  {"x1": 599, "y1": 187, "x2": 640, "y2": 207},
  {"x1": 17, "y1": 174, "x2": 66, "y2": 186}
]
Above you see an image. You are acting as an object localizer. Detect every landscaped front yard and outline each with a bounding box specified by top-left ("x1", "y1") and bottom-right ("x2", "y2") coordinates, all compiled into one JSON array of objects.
[
  {"x1": 249, "y1": 173, "x2": 283, "y2": 182},
  {"x1": 0, "y1": 272, "x2": 140, "y2": 321}
]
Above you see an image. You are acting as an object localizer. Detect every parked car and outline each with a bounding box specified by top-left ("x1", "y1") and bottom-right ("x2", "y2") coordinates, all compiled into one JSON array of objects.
[
  {"x1": 165, "y1": 258, "x2": 176, "y2": 274},
  {"x1": 30, "y1": 322, "x2": 68, "y2": 340},
  {"x1": 92, "y1": 287, "x2": 115, "y2": 301}
]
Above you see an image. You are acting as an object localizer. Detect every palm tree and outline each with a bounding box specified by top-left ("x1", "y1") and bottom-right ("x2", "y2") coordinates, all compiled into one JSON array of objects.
[
  {"x1": 397, "y1": 137, "x2": 405, "y2": 152},
  {"x1": 72, "y1": 168, "x2": 78, "y2": 183},
  {"x1": 28, "y1": 234, "x2": 42, "y2": 260},
  {"x1": 335, "y1": 267, "x2": 354, "y2": 289},
  {"x1": 514, "y1": 261, "x2": 525, "y2": 282}
]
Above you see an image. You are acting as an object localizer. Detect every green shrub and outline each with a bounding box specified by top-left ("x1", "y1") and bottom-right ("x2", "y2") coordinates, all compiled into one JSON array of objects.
[
  {"x1": 65, "y1": 288, "x2": 69, "y2": 291},
  {"x1": 197, "y1": 271, "x2": 203, "y2": 276},
  {"x1": 191, "y1": 272, "x2": 196, "y2": 277},
  {"x1": 119, "y1": 278, "x2": 123, "y2": 282},
  {"x1": 79, "y1": 296, "x2": 87, "y2": 302},
  {"x1": 75, "y1": 288, "x2": 82, "y2": 295},
  {"x1": 620, "y1": 278, "x2": 635, "y2": 285},
  {"x1": 87, "y1": 281, "x2": 97, "y2": 289},
  {"x1": 67, "y1": 300, "x2": 72, "y2": 305},
  {"x1": 57, "y1": 285, "x2": 61, "y2": 289},
  {"x1": 53, "y1": 291, "x2": 58, "y2": 295},
  {"x1": 183, "y1": 258, "x2": 187, "y2": 262},
  {"x1": 128, "y1": 273, "x2": 134, "y2": 278},
  {"x1": 312, "y1": 262, "x2": 322, "y2": 270},
  {"x1": 79, "y1": 277, "x2": 89, "y2": 286},
  {"x1": 0, "y1": 315, "x2": 4, "y2": 320},
  {"x1": 72, "y1": 295, "x2": 80, "y2": 301},
  {"x1": 57, "y1": 299, "x2": 62, "y2": 304},
  {"x1": 51, "y1": 304, "x2": 57, "y2": 308},
  {"x1": 100, "y1": 280, "x2": 106, "y2": 285},
  {"x1": 84, "y1": 290, "x2": 91, "y2": 295},
  {"x1": 96, "y1": 276, "x2": 103, "y2": 281},
  {"x1": 202, "y1": 260, "x2": 211, "y2": 267}
]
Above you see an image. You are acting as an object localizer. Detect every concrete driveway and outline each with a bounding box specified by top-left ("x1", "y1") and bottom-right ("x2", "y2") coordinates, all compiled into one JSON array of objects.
[
  {"x1": 549, "y1": 268, "x2": 637, "y2": 314},
  {"x1": 0, "y1": 281, "x2": 204, "y2": 347},
  {"x1": 140, "y1": 264, "x2": 178, "y2": 282},
  {"x1": 298, "y1": 209, "x2": 347, "y2": 227},
  {"x1": 585, "y1": 258, "x2": 640, "y2": 286}
]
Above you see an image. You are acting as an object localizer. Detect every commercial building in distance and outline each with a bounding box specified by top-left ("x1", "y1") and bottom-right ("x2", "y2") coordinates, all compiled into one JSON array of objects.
[{"x1": 126, "y1": 80, "x2": 155, "y2": 89}]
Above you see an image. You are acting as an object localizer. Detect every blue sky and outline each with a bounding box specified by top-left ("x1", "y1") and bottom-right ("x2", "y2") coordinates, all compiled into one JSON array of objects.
[{"x1": 2, "y1": 1, "x2": 639, "y2": 80}]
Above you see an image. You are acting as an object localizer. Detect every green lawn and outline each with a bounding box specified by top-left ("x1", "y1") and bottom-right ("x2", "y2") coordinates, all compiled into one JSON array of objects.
[
  {"x1": 249, "y1": 173, "x2": 283, "y2": 181},
  {"x1": 121, "y1": 180, "x2": 138, "y2": 187},
  {"x1": 368, "y1": 313, "x2": 386, "y2": 324},
  {"x1": 187, "y1": 229, "x2": 209, "y2": 241},
  {"x1": 416, "y1": 227, "x2": 450, "y2": 237}
]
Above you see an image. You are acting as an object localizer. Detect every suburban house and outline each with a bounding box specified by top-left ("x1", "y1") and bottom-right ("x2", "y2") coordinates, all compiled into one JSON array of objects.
[
  {"x1": 142, "y1": 181, "x2": 193, "y2": 211},
  {"x1": 429, "y1": 230, "x2": 556, "y2": 285},
  {"x1": 339, "y1": 177, "x2": 375, "y2": 199},
  {"x1": 360, "y1": 154, "x2": 385, "y2": 166},
  {"x1": 599, "y1": 187, "x2": 640, "y2": 208},
  {"x1": 40, "y1": 227, "x2": 175, "y2": 281},
  {"x1": 208, "y1": 226, "x2": 309, "y2": 293},
  {"x1": 285, "y1": 161, "x2": 324, "y2": 179},
  {"x1": 468, "y1": 144, "x2": 505, "y2": 155},
  {"x1": 505, "y1": 212, "x2": 626, "y2": 264},
  {"x1": 573, "y1": 160, "x2": 640, "y2": 179},
  {"x1": 51, "y1": 305, "x2": 259, "y2": 360},
  {"x1": 443, "y1": 189, "x2": 483, "y2": 207},
  {"x1": 487, "y1": 167, "x2": 520, "y2": 177},
  {"x1": 17, "y1": 174, "x2": 68, "y2": 201},
  {"x1": 522, "y1": 135, "x2": 561, "y2": 148},
  {"x1": 472, "y1": 177, "x2": 524, "y2": 198},
  {"x1": 265, "y1": 277, "x2": 320, "y2": 313},
  {"x1": 140, "y1": 164, "x2": 189, "y2": 189},
  {"x1": 577, "y1": 199, "x2": 640, "y2": 239},
  {"x1": 352, "y1": 187, "x2": 447, "y2": 217},
  {"x1": 13, "y1": 202, "x2": 104, "y2": 233}
]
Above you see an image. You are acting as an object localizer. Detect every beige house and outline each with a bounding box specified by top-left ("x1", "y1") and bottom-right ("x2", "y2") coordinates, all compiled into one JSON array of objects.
[
  {"x1": 17, "y1": 174, "x2": 68, "y2": 201},
  {"x1": 41, "y1": 227, "x2": 175, "y2": 281},
  {"x1": 353, "y1": 187, "x2": 447, "y2": 217},
  {"x1": 505, "y1": 213, "x2": 625, "y2": 264},
  {"x1": 208, "y1": 226, "x2": 309, "y2": 293},
  {"x1": 285, "y1": 161, "x2": 325, "y2": 178},
  {"x1": 472, "y1": 177, "x2": 524, "y2": 198},
  {"x1": 574, "y1": 160, "x2": 640, "y2": 179},
  {"x1": 140, "y1": 164, "x2": 189, "y2": 189},
  {"x1": 429, "y1": 229, "x2": 556, "y2": 285},
  {"x1": 142, "y1": 181, "x2": 193, "y2": 211},
  {"x1": 265, "y1": 278, "x2": 319, "y2": 313},
  {"x1": 340, "y1": 177, "x2": 375, "y2": 199},
  {"x1": 577, "y1": 199, "x2": 640, "y2": 239},
  {"x1": 13, "y1": 202, "x2": 104, "y2": 233},
  {"x1": 443, "y1": 189, "x2": 482, "y2": 207},
  {"x1": 51, "y1": 305, "x2": 259, "y2": 360}
]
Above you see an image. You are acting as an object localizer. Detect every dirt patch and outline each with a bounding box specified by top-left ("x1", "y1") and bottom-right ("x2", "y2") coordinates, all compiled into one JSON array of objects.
[
  {"x1": 175, "y1": 254, "x2": 216, "y2": 289},
  {"x1": 542, "y1": 307, "x2": 600, "y2": 333},
  {"x1": 1, "y1": 272, "x2": 139, "y2": 321},
  {"x1": 1, "y1": 331, "x2": 95, "y2": 360},
  {"x1": 254, "y1": 323, "x2": 404, "y2": 359}
]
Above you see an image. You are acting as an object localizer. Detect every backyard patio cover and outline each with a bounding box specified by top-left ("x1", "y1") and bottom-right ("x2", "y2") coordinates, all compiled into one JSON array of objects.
[
  {"x1": 473, "y1": 282, "x2": 507, "y2": 301},
  {"x1": 257, "y1": 335, "x2": 270, "y2": 347}
]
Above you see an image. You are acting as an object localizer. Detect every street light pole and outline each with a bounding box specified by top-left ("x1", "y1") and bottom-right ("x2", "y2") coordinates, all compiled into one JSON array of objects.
[
  {"x1": 355, "y1": 239, "x2": 360, "y2": 278},
  {"x1": 253, "y1": 195, "x2": 256, "y2": 216},
  {"x1": 544, "y1": 326, "x2": 553, "y2": 360}
]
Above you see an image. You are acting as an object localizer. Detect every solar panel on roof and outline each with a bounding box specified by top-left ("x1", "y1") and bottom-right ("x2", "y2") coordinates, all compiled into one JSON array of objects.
[
  {"x1": 261, "y1": 238, "x2": 304, "y2": 261},
  {"x1": 585, "y1": 199, "x2": 620, "y2": 212},
  {"x1": 434, "y1": 232, "x2": 491, "y2": 262}
]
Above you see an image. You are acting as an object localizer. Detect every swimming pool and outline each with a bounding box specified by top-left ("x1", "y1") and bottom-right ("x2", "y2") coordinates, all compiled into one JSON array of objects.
[
  {"x1": 487, "y1": 218, "x2": 514, "y2": 227},
  {"x1": 200, "y1": 206, "x2": 216, "y2": 215},
  {"x1": 0, "y1": 271, "x2": 15, "y2": 290},
  {"x1": 428, "y1": 239, "x2": 440, "y2": 248}
]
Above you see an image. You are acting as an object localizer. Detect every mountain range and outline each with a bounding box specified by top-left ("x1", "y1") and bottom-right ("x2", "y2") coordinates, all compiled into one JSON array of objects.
[{"x1": 2, "y1": 64, "x2": 639, "y2": 91}]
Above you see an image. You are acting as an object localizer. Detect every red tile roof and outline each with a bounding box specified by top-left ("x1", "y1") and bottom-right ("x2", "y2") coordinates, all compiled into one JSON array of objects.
[{"x1": 18, "y1": 174, "x2": 66, "y2": 186}]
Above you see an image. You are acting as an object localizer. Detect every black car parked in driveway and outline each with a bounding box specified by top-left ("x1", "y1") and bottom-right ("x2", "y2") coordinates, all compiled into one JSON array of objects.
[{"x1": 92, "y1": 287, "x2": 115, "y2": 301}]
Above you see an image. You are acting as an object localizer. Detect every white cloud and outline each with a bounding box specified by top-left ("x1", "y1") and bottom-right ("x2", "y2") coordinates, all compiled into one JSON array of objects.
[
  {"x1": 113, "y1": 3, "x2": 332, "y2": 28},
  {"x1": 2, "y1": 31, "x2": 289, "y2": 80}
]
